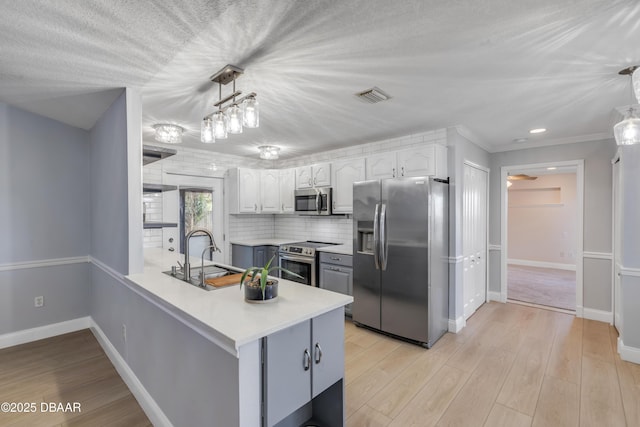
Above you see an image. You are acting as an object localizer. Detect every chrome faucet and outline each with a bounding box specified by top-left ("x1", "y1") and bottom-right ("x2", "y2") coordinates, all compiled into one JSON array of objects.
[
  {"x1": 199, "y1": 244, "x2": 221, "y2": 288},
  {"x1": 183, "y1": 228, "x2": 216, "y2": 282}
]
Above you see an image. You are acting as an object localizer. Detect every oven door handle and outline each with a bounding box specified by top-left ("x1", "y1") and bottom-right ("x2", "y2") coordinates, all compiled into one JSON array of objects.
[{"x1": 279, "y1": 254, "x2": 314, "y2": 264}]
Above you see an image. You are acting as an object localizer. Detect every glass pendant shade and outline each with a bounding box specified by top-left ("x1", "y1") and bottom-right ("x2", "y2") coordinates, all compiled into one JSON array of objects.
[
  {"x1": 153, "y1": 124, "x2": 183, "y2": 144},
  {"x1": 243, "y1": 96, "x2": 259, "y2": 128},
  {"x1": 227, "y1": 104, "x2": 243, "y2": 134},
  {"x1": 614, "y1": 109, "x2": 640, "y2": 145},
  {"x1": 213, "y1": 111, "x2": 228, "y2": 139},
  {"x1": 200, "y1": 118, "x2": 214, "y2": 143}
]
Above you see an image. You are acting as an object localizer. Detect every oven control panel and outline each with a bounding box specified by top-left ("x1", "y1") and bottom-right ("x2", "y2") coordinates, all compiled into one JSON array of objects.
[{"x1": 280, "y1": 246, "x2": 315, "y2": 256}]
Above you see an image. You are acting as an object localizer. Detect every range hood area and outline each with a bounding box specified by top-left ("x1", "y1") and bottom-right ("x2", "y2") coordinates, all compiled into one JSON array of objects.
[{"x1": 143, "y1": 144, "x2": 176, "y2": 165}]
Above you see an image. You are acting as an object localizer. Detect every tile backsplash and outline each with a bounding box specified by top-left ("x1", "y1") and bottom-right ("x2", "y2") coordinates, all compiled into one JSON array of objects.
[{"x1": 274, "y1": 215, "x2": 352, "y2": 244}]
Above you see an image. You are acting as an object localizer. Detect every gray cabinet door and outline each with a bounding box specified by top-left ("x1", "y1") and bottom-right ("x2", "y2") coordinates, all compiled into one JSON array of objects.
[
  {"x1": 265, "y1": 319, "x2": 311, "y2": 426},
  {"x1": 319, "y1": 264, "x2": 352, "y2": 296},
  {"x1": 267, "y1": 246, "x2": 279, "y2": 269},
  {"x1": 311, "y1": 309, "x2": 345, "y2": 398},
  {"x1": 253, "y1": 246, "x2": 266, "y2": 267},
  {"x1": 231, "y1": 244, "x2": 253, "y2": 269}
]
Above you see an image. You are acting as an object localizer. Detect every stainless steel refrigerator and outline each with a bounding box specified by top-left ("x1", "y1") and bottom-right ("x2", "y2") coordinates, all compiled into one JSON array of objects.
[{"x1": 352, "y1": 176, "x2": 449, "y2": 348}]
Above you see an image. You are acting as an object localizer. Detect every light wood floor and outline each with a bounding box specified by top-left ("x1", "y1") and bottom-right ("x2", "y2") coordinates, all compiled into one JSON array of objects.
[
  {"x1": 345, "y1": 302, "x2": 639, "y2": 427},
  {"x1": 2, "y1": 304, "x2": 638, "y2": 427},
  {"x1": 0, "y1": 329, "x2": 151, "y2": 427}
]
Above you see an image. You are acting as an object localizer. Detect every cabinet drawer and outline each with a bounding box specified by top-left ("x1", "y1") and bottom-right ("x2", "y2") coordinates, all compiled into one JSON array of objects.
[{"x1": 319, "y1": 252, "x2": 353, "y2": 267}]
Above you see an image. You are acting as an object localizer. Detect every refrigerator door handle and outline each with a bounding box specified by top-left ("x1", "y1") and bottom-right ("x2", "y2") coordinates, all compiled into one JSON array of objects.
[
  {"x1": 373, "y1": 203, "x2": 381, "y2": 270},
  {"x1": 380, "y1": 203, "x2": 388, "y2": 270}
]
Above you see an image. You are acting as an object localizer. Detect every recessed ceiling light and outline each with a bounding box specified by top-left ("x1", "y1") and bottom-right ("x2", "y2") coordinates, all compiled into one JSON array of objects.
[
  {"x1": 512, "y1": 137, "x2": 528, "y2": 143},
  {"x1": 547, "y1": 167, "x2": 557, "y2": 170},
  {"x1": 529, "y1": 128, "x2": 546, "y2": 134}
]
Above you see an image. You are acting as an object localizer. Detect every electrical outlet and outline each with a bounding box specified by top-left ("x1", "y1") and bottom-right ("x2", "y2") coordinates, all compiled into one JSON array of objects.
[
  {"x1": 122, "y1": 324, "x2": 127, "y2": 342},
  {"x1": 34, "y1": 296, "x2": 44, "y2": 308}
]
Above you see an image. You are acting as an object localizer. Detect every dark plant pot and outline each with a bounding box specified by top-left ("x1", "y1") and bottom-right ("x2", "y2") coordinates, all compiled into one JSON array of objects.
[{"x1": 244, "y1": 280, "x2": 278, "y2": 303}]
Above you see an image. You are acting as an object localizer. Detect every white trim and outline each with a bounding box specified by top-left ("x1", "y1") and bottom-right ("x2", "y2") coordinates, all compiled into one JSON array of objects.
[
  {"x1": 507, "y1": 259, "x2": 576, "y2": 271},
  {"x1": 0, "y1": 317, "x2": 92, "y2": 350},
  {"x1": 583, "y1": 308, "x2": 613, "y2": 324},
  {"x1": 583, "y1": 251, "x2": 613, "y2": 260},
  {"x1": 90, "y1": 320, "x2": 173, "y2": 427},
  {"x1": 448, "y1": 256, "x2": 464, "y2": 263},
  {"x1": 448, "y1": 316, "x2": 466, "y2": 333},
  {"x1": 90, "y1": 257, "x2": 238, "y2": 356},
  {"x1": 0, "y1": 256, "x2": 89, "y2": 272},
  {"x1": 620, "y1": 267, "x2": 640, "y2": 277},
  {"x1": 618, "y1": 337, "x2": 640, "y2": 364},
  {"x1": 489, "y1": 245, "x2": 501, "y2": 251},
  {"x1": 488, "y1": 291, "x2": 505, "y2": 303}
]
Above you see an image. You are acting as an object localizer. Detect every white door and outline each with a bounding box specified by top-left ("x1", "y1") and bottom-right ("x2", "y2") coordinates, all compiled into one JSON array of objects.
[
  {"x1": 366, "y1": 153, "x2": 397, "y2": 179},
  {"x1": 397, "y1": 146, "x2": 435, "y2": 177},
  {"x1": 463, "y1": 162, "x2": 488, "y2": 318},
  {"x1": 238, "y1": 168, "x2": 259, "y2": 213},
  {"x1": 279, "y1": 168, "x2": 295, "y2": 213},
  {"x1": 312, "y1": 162, "x2": 332, "y2": 187},
  {"x1": 613, "y1": 158, "x2": 622, "y2": 333}
]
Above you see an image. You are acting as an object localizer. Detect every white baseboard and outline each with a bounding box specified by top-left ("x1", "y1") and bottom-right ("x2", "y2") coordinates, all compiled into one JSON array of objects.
[
  {"x1": 0, "y1": 318, "x2": 172, "y2": 427},
  {"x1": 448, "y1": 316, "x2": 466, "y2": 333},
  {"x1": 582, "y1": 308, "x2": 613, "y2": 324},
  {"x1": 90, "y1": 321, "x2": 173, "y2": 427},
  {"x1": 507, "y1": 259, "x2": 576, "y2": 271},
  {"x1": 488, "y1": 291, "x2": 506, "y2": 303},
  {"x1": 0, "y1": 317, "x2": 91, "y2": 350},
  {"x1": 618, "y1": 337, "x2": 640, "y2": 364}
]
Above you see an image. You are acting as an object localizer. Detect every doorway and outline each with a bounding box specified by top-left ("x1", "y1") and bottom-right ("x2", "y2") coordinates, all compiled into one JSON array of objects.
[{"x1": 500, "y1": 161, "x2": 584, "y2": 314}]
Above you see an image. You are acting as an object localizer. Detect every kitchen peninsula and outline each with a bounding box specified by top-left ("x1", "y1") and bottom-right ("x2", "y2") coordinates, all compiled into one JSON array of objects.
[{"x1": 124, "y1": 249, "x2": 352, "y2": 426}]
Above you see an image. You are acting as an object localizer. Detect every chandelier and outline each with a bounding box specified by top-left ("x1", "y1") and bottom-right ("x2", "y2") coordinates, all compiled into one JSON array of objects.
[
  {"x1": 153, "y1": 124, "x2": 184, "y2": 144},
  {"x1": 201, "y1": 64, "x2": 259, "y2": 144},
  {"x1": 614, "y1": 66, "x2": 640, "y2": 146}
]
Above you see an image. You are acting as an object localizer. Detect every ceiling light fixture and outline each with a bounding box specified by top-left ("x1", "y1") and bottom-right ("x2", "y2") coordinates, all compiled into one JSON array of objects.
[
  {"x1": 153, "y1": 124, "x2": 184, "y2": 144},
  {"x1": 633, "y1": 66, "x2": 640, "y2": 103},
  {"x1": 258, "y1": 145, "x2": 280, "y2": 160},
  {"x1": 614, "y1": 66, "x2": 640, "y2": 146},
  {"x1": 529, "y1": 128, "x2": 546, "y2": 134},
  {"x1": 200, "y1": 64, "x2": 259, "y2": 144}
]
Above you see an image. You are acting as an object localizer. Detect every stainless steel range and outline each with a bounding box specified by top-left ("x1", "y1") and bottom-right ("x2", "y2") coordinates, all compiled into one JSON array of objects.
[{"x1": 279, "y1": 241, "x2": 337, "y2": 287}]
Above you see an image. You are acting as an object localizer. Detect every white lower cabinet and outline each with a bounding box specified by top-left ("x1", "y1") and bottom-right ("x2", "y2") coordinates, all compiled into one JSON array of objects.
[{"x1": 264, "y1": 308, "x2": 344, "y2": 426}]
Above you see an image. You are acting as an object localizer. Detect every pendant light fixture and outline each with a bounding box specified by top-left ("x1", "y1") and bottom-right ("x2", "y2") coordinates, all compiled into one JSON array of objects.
[
  {"x1": 614, "y1": 66, "x2": 640, "y2": 146},
  {"x1": 201, "y1": 64, "x2": 258, "y2": 143}
]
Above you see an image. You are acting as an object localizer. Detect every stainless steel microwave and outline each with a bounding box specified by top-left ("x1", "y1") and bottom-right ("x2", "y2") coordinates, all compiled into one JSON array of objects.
[{"x1": 294, "y1": 188, "x2": 332, "y2": 215}]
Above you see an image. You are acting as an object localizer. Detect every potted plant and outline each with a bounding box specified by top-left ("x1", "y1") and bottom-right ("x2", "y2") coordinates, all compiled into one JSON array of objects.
[{"x1": 240, "y1": 255, "x2": 302, "y2": 303}]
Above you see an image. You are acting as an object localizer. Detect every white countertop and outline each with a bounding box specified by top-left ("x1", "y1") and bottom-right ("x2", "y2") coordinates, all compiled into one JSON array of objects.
[
  {"x1": 127, "y1": 249, "x2": 352, "y2": 358},
  {"x1": 229, "y1": 238, "x2": 300, "y2": 247},
  {"x1": 317, "y1": 243, "x2": 353, "y2": 256}
]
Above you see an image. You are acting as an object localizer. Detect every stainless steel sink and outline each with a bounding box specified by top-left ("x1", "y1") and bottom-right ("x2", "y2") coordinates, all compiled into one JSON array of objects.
[{"x1": 162, "y1": 264, "x2": 243, "y2": 291}]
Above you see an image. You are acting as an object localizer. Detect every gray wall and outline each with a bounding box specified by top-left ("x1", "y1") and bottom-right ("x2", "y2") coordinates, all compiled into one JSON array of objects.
[
  {"x1": 89, "y1": 90, "x2": 130, "y2": 275},
  {"x1": 0, "y1": 102, "x2": 91, "y2": 333},
  {"x1": 488, "y1": 139, "x2": 616, "y2": 313},
  {"x1": 447, "y1": 128, "x2": 491, "y2": 321}
]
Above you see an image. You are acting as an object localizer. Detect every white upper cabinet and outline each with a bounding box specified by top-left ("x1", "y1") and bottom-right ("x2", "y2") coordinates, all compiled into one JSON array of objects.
[
  {"x1": 279, "y1": 168, "x2": 295, "y2": 213},
  {"x1": 260, "y1": 169, "x2": 280, "y2": 213},
  {"x1": 296, "y1": 163, "x2": 331, "y2": 189},
  {"x1": 366, "y1": 153, "x2": 398, "y2": 179},
  {"x1": 312, "y1": 162, "x2": 331, "y2": 187},
  {"x1": 366, "y1": 145, "x2": 447, "y2": 180},
  {"x1": 332, "y1": 158, "x2": 365, "y2": 214},
  {"x1": 227, "y1": 168, "x2": 260, "y2": 214}
]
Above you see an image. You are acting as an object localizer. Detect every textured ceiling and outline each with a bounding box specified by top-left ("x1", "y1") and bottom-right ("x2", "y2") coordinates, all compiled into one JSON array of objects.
[{"x1": 1, "y1": 0, "x2": 639, "y2": 158}]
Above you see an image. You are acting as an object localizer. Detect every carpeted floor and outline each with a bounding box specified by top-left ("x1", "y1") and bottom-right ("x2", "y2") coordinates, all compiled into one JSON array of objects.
[{"x1": 507, "y1": 264, "x2": 576, "y2": 311}]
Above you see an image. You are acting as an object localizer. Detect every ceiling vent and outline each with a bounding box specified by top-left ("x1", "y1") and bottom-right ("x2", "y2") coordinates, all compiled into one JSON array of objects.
[{"x1": 355, "y1": 87, "x2": 391, "y2": 104}]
